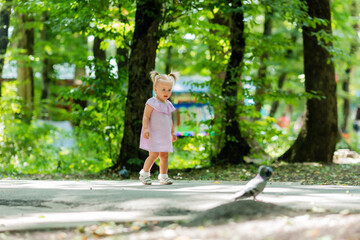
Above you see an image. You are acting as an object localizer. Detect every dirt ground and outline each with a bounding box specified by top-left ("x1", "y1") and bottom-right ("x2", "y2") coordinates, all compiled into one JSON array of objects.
[{"x1": 2, "y1": 200, "x2": 360, "y2": 240}]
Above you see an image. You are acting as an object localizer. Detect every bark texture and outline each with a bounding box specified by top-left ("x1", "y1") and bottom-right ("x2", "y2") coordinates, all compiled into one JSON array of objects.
[
  {"x1": 279, "y1": 0, "x2": 338, "y2": 163},
  {"x1": 17, "y1": 13, "x2": 35, "y2": 123}
]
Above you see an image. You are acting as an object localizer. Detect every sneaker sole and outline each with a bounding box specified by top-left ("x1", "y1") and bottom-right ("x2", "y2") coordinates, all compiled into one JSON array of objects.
[
  {"x1": 141, "y1": 182, "x2": 152, "y2": 185},
  {"x1": 160, "y1": 182, "x2": 173, "y2": 185}
]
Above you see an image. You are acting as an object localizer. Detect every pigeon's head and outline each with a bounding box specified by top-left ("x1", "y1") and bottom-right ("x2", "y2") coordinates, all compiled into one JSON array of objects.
[
  {"x1": 258, "y1": 166, "x2": 267, "y2": 177},
  {"x1": 258, "y1": 166, "x2": 273, "y2": 179},
  {"x1": 265, "y1": 167, "x2": 273, "y2": 178}
]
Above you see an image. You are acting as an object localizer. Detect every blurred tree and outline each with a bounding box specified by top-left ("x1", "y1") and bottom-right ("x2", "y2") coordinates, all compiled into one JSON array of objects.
[
  {"x1": 16, "y1": 11, "x2": 35, "y2": 123},
  {"x1": 0, "y1": 0, "x2": 11, "y2": 97},
  {"x1": 341, "y1": 0, "x2": 359, "y2": 133},
  {"x1": 279, "y1": 0, "x2": 339, "y2": 163},
  {"x1": 40, "y1": 12, "x2": 52, "y2": 101},
  {"x1": 93, "y1": 36, "x2": 106, "y2": 62},
  {"x1": 165, "y1": 46, "x2": 172, "y2": 74},
  {"x1": 215, "y1": 0, "x2": 251, "y2": 164},
  {"x1": 269, "y1": 30, "x2": 298, "y2": 117},
  {"x1": 254, "y1": 3, "x2": 273, "y2": 113}
]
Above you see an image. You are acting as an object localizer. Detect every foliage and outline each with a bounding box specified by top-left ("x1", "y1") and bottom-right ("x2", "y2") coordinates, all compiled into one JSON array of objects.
[
  {"x1": 171, "y1": 135, "x2": 211, "y2": 169},
  {"x1": 60, "y1": 58, "x2": 127, "y2": 166},
  {"x1": 0, "y1": 82, "x2": 113, "y2": 174}
]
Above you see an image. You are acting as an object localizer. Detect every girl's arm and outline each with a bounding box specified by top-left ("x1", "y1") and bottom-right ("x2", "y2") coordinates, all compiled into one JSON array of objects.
[
  {"x1": 142, "y1": 105, "x2": 153, "y2": 139},
  {"x1": 171, "y1": 114, "x2": 177, "y2": 142}
]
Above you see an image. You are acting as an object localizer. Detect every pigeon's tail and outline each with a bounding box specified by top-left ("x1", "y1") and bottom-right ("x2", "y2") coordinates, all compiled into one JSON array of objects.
[{"x1": 234, "y1": 189, "x2": 258, "y2": 200}]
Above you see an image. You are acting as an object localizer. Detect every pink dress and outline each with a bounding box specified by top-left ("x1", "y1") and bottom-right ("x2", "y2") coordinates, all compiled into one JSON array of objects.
[{"x1": 139, "y1": 97, "x2": 176, "y2": 152}]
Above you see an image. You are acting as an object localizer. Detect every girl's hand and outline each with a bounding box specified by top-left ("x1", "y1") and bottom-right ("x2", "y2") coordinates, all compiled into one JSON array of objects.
[
  {"x1": 172, "y1": 132, "x2": 177, "y2": 142},
  {"x1": 143, "y1": 129, "x2": 150, "y2": 139}
]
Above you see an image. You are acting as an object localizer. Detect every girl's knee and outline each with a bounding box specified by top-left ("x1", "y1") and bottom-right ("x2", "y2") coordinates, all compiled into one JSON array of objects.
[
  {"x1": 159, "y1": 152, "x2": 169, "y2": 158},
  {"x1": 159, "y1": 152, "x2": 169, "y2": 160},
  {"x1": 149, "y1": 152, "x2": 159, "y2": 159}
]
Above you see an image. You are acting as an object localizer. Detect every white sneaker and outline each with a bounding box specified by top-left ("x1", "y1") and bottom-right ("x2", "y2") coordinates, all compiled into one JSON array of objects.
[
  {"x1": 139, "y1": 174, "x2": 152, "y2": 185},
  {"x1": 159, "y1": 176, "x2": 173, "y2": 185}
]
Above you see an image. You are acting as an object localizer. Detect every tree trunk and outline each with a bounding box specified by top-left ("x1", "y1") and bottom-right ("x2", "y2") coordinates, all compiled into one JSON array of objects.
[
  {"x1": 0, "y1": 0, "x2": 11, "y2": 97},
  {"x1": 214, "y1": 0, "x2": 251, "y2": 165},
  {"x1": 116, "y1": 2, "x2": 129, "y2": 80},
  {"x1": 279, "y1": 0, "x2": 338, "y2": 163},
  {"x1": 92, "y1": 0, "x2": 107, "y2": 80},
  {"x1": 17, "y1": 13, "x2": 35, "y2": 123},
  {"x1": 165, "y1": 46, "x2": 172, "y2": 73},
  {"x1": 93, "y1": 36, "x2": 107, "y2": 88},
  {"x1": 116, "y1": 47, "x2": 129, "y2": 85},
  {"x1": 341, "y1": 70, "x2": 350, "y2": 133},
  {"x1": 73, "y1": 35, "x2": 87, "y2": 110},
  {"x1": 254, "y1": 11, "x2": 272, "y2": 112},
  {"x1": 341, "y1": 0, "x2": 358, "y2": 133},
  {"x1": 113, "y1": 0, "x2": 163, "y2": 171},
  {"x1": 116, "y1": 47, "x2": 129, "y2": 69},
  {"x1": 40, "y1": 12, "x2": 52, "y2": 100},
  {"x1": 93, "y1": 36, "x2": 106, "y2": 61},
  {"x1": 269, "y1": 72, "x2": 287, "y2": 117}
]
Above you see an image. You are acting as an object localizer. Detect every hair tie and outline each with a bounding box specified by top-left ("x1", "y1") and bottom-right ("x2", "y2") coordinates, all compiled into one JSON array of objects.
[{"x1": 154, "y1": 73, "x2": 160, "y2": 81}]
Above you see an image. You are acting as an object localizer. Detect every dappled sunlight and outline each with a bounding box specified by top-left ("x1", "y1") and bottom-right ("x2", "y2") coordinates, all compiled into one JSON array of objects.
[{"x1": 2, "y1": 180, "x2": 360, "y2": 232}]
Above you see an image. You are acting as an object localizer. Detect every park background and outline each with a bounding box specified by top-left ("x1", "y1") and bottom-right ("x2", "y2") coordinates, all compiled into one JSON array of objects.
[{"x1": 0, "y1": 0, "x2": 360, "y2": 177}]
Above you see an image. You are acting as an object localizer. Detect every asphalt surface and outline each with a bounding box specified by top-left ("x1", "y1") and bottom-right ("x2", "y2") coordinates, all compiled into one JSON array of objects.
[{"x1": 1, "y1": 180, "x2": 359, "y2": 231}]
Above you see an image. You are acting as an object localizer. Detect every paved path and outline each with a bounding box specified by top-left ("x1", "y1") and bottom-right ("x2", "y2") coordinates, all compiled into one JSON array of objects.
[{"x1": 1, "y1": 180, "x2": 359, "y2": 231}]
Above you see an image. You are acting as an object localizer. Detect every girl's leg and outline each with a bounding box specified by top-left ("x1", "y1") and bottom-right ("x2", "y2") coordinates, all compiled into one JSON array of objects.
[
  {"x1": 143, "y1": 152, "x2": 159, "y2": 172},
  {"x1": 158, "y1": 152, "x2": 169, "y2": 174},
  {"x1": 139, "y1": 152, "x2": 159, "y2": 185},
  {"x1": 158, "y1": 152, "x2": 173, "y2": 185}
]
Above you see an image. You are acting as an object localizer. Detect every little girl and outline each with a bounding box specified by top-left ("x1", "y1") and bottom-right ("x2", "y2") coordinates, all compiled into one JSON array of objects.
[{"x1": 139, "y1": 70, "x2": 179, "y2": 185}]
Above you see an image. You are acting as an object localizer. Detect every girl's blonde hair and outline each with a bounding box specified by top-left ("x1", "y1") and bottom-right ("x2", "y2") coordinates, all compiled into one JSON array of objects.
[{"x1": 150, "y1": 70, "x2": 179, "y2": 86}]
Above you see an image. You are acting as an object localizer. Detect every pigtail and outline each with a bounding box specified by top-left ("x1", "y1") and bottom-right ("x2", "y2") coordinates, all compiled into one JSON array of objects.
[
  {"x1": 168, "y1": 71, "x2": 180, "y2": 83},
  {"x1": 150, "y1": 70, "x2": 160, "y2": 83}
]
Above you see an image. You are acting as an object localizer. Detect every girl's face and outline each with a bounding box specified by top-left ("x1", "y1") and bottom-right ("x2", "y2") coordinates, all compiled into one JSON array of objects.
[{"x1": 154, "y1": 81, "x2": 173, "y2": 102}]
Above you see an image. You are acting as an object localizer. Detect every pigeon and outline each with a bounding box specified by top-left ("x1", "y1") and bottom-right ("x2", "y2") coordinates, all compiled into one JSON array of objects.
[
  {"x1": 234, "y1": 166, "x2": 273, "y2": 201},
  {"x1": 119, "y1": 166, "x2": 129, "y2": 179}
]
